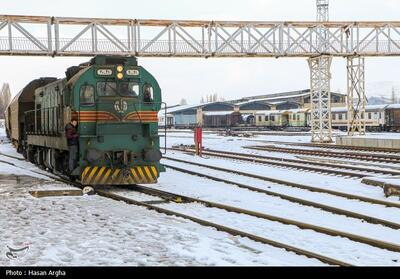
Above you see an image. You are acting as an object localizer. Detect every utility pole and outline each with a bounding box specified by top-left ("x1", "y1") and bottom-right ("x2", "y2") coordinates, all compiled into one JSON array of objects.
[{"x1": 308, "y1": 0, "x2": 333, "y2": 143}]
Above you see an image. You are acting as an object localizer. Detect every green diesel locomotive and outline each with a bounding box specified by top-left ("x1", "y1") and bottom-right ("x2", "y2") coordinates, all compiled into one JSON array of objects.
[{"x1": 5, "y1": 55, "x2": 165, "y2": 185}]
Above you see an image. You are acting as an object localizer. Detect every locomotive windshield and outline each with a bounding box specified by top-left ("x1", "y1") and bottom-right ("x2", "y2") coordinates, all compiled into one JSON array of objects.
[{"x1": 97, "y1": 81, "x2": 139, "y2": 97}]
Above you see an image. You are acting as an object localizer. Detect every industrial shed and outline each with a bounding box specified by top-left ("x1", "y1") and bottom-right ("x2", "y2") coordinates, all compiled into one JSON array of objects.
[
  {"x1": 274, "y1": 101, "x2": 302, "y2": 110},
  {"x1": 203, "y1": 111, "x2": 243, "y2": 128},
  {"x1": 238, "y1": 100, "x2": 272, "y2": 113}
]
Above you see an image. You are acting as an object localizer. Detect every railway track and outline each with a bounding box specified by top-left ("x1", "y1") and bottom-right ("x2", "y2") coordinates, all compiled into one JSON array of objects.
[
  {"x1": 162, "y1": 157, "x2": 400, "y2": 226},
  {"x1": 4, "y1": 152, "x2": 400, "y2": 265},
  {"x1": 126, "y1": 183, "x2": 400, "y2": 255},
  {"x1": 0, "y1": 153, "x2": 350, "y2": 266},
  {"x1": 169, "y1": 147, "x2": 400, "y2": 178},
  {"x1": 255, "y1": 140, "x2": 400, "y2": 154},
  {"x1": 163, "y1": 156, "x2": 400, "y2": 209},
  {"x1": 245, "y1": 145, "x2": 400, "y2": 164}
]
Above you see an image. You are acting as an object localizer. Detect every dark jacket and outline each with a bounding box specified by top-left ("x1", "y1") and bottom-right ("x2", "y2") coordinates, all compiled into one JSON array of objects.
[{"x1": 65, "y1": 123, "x2": 79, "y2": 146}]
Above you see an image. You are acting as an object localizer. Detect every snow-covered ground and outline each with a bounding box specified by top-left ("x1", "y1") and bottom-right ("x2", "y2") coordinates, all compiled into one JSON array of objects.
[
  {"x1": 0, "y1": 127, "x2": 322, "y2": 266},
  {"x1": 2, "y1": 125, "x2": 400, "y2": 266}
]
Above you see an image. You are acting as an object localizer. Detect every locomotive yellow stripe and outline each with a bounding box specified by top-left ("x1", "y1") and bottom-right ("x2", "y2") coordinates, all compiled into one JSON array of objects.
[
  {"x1": 136, "y1": 167, "x2": 146, "y2": 182},
  {"x1": 87, "y1": 166, "x2": 99, "y2": 184},
  {"x1": 112, "y1": 169, "x2": 121, "y2": 183},
  {"x1": 81, "y1": 167, "x2": 91, "y2": 181},
  {"x1": 130, "y1": 168, "x2": 139, "y2": 184},
  {"x1": 134, "y1": 169, "x2": 142, "y2": 183},
  {"x1": 100, "y1": 169, "x2": 112, "y2": 185},
  {"x1": 93, "y1": 167, "x2": 106, "y2": 184},
  {"x1": 151, "y1": 166, "x2": 158, "y2": 178},
  {"x1": 144, "y1": 166, "x2": 153, "y2": 181}
]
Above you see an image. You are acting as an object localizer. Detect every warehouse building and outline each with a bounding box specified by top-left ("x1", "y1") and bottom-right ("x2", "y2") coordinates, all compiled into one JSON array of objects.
[{"x1": 160, "y1": 89, "x2": 346, "y2": 128}]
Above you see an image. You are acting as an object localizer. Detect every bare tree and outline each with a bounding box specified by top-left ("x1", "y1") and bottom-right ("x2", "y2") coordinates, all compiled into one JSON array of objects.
[
  {"x1": 392, "y1": 87, "x2": 397, "y2": 104},
  {"x1": 179, "y1": 98, "x2": 187, "y2": 105},
  {"x1": 0, "y1": 83, "x2": 11, "y2": 119}
]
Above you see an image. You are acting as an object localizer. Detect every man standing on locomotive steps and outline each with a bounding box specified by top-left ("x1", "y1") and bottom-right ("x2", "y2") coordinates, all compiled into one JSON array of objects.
[{"x1": 65, "y1": 118, "x2": 79, "y2": 175}]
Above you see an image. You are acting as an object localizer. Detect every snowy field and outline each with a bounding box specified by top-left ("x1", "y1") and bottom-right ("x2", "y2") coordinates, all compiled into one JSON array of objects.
[
  {"x1": 1, "y1": 125, "x2": 400, "y2": 266},
  {"x1": 0, "y1": 127, "x2": 321, "y2": 266}
]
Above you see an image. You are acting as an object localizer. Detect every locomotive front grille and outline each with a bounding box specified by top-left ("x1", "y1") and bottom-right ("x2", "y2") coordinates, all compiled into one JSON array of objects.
[{"x1": 81, "y1": 165, "x2": 158, "y2": 185}]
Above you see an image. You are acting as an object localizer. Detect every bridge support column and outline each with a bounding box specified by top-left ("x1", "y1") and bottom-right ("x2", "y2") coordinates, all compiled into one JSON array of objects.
[
  {"x1": 347, "y1": 56, "x2": 366, "y2": 136},
  {"x1": 308, "y1": 55, "x2": 333, "y2": 143}
]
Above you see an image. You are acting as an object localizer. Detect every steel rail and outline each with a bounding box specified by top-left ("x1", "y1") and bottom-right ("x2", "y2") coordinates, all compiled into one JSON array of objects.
[
  {"x1": 163, "y1": 156, "x2": 400, "y2": 209},
  {"x1": 0, "y1": 155, "x2": 351, "y2": 266},
  {"x1": 162, "y1": 158, "x2": 400, "y2": 229},
  {"x1": 282, "y1": 142, "x2": 400, "y2": 154},
  {"x1": 127, "y1": 184, "x2": 400, "y2": 254},
  {"x1": 97, "y1": 189, "x2": 351, "y2": 266},
  {"x1": 245, "y1": 145, "x2": 400, "y2": 164},
  {"x1": 182, "y1": 147, "x2": 400, "y2": 177},
  {"x1": 168, "y1": 147, "x2": 388, "y2": 178}
]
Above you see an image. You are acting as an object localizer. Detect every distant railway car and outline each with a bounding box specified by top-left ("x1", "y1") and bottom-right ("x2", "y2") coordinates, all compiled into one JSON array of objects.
[
  {"x1": 255, "y1": 109, "x2": 308, "y2": 128},
  {"x1": 6, "y1": 55, "x2": 165, "y2": 186},
  {"x1": 255, "y1": 110, "x2": 283, "y2": 128},
  {"x1": 332, "y1": 105, "x2": 386, "y2": 131},
  {"x1": 385, "y1": 104, "x2": 400, "y2": 131},
  {"x1": 287, "y1": 109, "x2": 309, "y2": 127},
  {"x1": 158, "y1": 112, "x2": 174, "y2": 128},
  {"x1": 203, "y1": 111, "x2": 242, "y2": 128}
]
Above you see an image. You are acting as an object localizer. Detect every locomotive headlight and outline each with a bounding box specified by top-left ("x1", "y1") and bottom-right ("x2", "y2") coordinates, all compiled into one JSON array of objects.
[
  {"x1": 117, "y1": 72, "x2": 124, "y2": 79},
  {"x1": 116, "y1": 65, "x2": 124, "y2": 72}
]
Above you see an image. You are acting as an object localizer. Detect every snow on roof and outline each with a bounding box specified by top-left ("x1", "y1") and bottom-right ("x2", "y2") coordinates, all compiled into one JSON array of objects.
[
  {"x1": 386, "y1": 104, "x2": 400, "y2": 109},
  {"x1": 236, "y1": 100, "x2": 272, "y2": 106},
  {"x1": 158, "y1": 111, "x2": 174, "y2": 117},
  {"x1": 166, "y1": 104, "x2": 202, "y2": 113},
  {"x1": 203, "y1": 111, "x2": 235, "y2": 116}
]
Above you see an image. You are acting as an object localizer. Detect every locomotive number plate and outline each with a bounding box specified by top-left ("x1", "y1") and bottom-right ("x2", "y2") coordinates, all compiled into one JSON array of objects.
[
  {"x1": 97, "y1": 69, "x2": 113, "y2": 76},
  {"x1": 126, "y1": 69, "x2": 139, "y2": 76}
]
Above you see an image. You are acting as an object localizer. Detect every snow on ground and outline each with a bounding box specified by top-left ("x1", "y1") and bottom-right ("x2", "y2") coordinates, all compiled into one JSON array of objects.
[
  {"x1": 0, "y1": 128, "x2": 321, "y2": 266},
  {"x1": 2, "y1": 124, "x2": 400, "y2": 266},
  {"x1": 0, "y1": 170, "x2": 321, "y2": 266},
  {"x1": 130, "y1": 168, "x2": 400, "y2": 265},
  {"x1": 161, "y1": 159, "x2": 400, "y2": 224},
  {"x1": 115, "y1": 188, "x2": 400, "y2": 266},
  {"x1": 163, "y1": 150, "x2": 400, "y2": 204},
  {"x1": 344, "y1": 133, "x2": 400, "y2": 140}
]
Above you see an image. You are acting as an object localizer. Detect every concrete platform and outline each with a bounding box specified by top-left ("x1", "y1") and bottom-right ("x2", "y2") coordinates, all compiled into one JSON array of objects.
[{"x1": 336, "y1": 135, "x2": 400, "y2": 149}]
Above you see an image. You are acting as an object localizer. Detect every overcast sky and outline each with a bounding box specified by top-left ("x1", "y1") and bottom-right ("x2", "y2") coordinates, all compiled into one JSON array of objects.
[{"x1": 1, "y1": 0, "x2": 400, "y2": 105}]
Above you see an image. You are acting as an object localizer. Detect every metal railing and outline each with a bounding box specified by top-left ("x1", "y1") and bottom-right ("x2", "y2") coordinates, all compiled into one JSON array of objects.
[{"x1": 1, "y1": 15, "x2": 400, "y2": 57}]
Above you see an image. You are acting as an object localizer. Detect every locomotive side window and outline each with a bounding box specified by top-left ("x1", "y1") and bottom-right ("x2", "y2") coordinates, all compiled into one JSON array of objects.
[
  {"x1": 143, "y1": 84, "x2": 153, "y2": 102},
  {"x1": 97, "y1": 82, "x2": 116, "y2": 96},
  {"x1": 80, "y1": 85, "x2": 94, "y2": 106}
]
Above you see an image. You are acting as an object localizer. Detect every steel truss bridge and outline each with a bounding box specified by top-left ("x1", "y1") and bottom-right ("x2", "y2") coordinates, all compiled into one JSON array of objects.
[{"x1": 1, "y1": 15, "x2": 400, "y2": 57}]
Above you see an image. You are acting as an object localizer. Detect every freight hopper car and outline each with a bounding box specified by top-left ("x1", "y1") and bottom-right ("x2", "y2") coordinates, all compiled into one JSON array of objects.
[{"x1": 6, "y1": 55, "x2": 165, "y2": 186}]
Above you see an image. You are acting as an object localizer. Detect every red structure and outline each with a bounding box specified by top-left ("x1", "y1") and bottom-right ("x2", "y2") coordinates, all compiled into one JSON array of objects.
[{"x1": 194, "y1": 127, "x2": 202, "y2": 156}]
